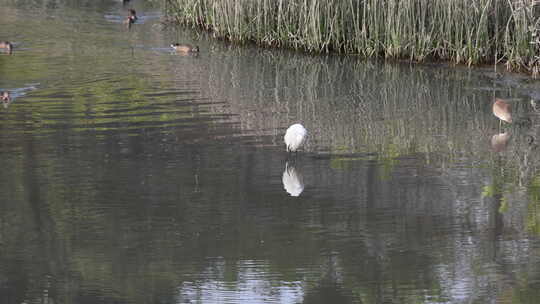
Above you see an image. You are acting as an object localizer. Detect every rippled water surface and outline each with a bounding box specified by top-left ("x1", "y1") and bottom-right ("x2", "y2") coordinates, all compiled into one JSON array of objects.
[{"x1": 2, "y1": 1, "x2": 540, "y2": 303}]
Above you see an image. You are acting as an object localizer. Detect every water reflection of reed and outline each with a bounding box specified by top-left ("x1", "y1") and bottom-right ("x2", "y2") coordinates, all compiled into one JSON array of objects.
[
  {"x1": 200, "y1": 46, "x2": 538, "y2": 161},
  {"x1": 199, "y1": 46, "x2": 540, "y2": 248}
]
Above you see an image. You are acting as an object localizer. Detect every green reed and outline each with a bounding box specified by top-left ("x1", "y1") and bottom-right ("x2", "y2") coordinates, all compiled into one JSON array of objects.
[{"x1": 165, "y1": 0, "x2": 540, "y2": 74}]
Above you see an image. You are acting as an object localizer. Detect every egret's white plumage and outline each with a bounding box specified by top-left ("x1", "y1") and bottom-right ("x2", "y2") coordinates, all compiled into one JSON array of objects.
[
  {"x1": 284, "y1": 123, "x2": 307, "y2": 152},
  {"x1": 282, "y1": 162, "x2": 304, "y2": 197}
]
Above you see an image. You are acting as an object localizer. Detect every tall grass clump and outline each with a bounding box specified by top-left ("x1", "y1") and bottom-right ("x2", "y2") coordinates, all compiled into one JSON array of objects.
[{"x1": 165, "y1": 0, "x2": 540, "y2": 75}]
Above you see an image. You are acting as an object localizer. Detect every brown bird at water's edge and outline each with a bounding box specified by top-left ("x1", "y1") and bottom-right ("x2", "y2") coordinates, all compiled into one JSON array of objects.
[
  {"x1": 493, "y1": 98, "x2": 512, "y2": 124},
  {"x1": 0, "y1": 41, "x2": 13, "y2": 54},
  {"x1": 493, "y1": 98, "x2": 513, "y2": 132}
]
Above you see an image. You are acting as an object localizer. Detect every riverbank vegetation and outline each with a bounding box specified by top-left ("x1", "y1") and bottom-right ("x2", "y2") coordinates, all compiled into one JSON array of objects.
[{"x1": 165, "y1": 0, "x2": 540, "y2": 75}]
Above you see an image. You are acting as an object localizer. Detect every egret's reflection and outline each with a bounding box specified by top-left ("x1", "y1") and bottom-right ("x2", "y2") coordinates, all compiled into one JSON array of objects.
[
  {"x1": 282, "y1": 162, "x2": 304, "y2": 197},
  {"x1": 491, "y1": 132, "x2": 511, "y2": 152}
]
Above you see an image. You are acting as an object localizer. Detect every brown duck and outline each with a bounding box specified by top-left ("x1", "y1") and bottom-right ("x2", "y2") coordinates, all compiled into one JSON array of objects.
[
  {"x1": 0, "y1": 41, "x2": 13, "y2": 54},
  {"x1": 170, "y1": 43, "x2": 199, "y2": 53},
  {"x1": 123, "y1": 9, "x2": 138, "y2": 26}
]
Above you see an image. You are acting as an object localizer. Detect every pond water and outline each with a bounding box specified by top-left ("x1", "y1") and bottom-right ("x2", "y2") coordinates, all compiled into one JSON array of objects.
[{"x1": 2, "y1": 1, "x2": 540, "y2": 303}]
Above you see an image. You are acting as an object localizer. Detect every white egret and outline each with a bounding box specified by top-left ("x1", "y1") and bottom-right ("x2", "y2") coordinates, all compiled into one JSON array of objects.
[{"x1": 284, "y1": 123, "x2": 307, "y2": 153}]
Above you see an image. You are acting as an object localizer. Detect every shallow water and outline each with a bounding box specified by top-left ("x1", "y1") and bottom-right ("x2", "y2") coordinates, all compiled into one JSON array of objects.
[{"x1": 1, "y1": 1, "x2": 540, "y2": 303}]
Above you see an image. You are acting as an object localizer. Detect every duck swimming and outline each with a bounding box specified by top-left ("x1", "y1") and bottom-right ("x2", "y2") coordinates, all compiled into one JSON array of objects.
[
  {"x1": 170, "y1": 43, "x2": 199, "y2": 53},
  {"x1": 0, "y1": 41, "x2": 12, "y2": 54},
  {"x1": 128, "y1": 9, "x2": 137, "y2": 21},
  {"x1": 1, "y1": 91, "x2": 10, "y2": 102},
  {"x1": 1, "y1": 91, "x2": 11, "y2": 107},
  {"x1": 124, "y1": 9, "x2": 137, "y2": 26}
]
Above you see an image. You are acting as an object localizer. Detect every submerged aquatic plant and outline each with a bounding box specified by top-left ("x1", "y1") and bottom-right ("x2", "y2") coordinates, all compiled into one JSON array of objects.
[{"x1": 165, "y1": 0, "x2": 540, "y2": 74}]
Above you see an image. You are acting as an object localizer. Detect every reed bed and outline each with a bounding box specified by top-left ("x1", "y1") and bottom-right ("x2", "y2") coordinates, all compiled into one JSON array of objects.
[{"x1": 165, "y1": 0, "x2": 540, "y2": 74}]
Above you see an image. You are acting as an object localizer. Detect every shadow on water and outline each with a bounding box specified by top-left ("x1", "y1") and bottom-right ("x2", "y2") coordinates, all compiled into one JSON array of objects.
[{"x1": 1, "y1": 0, "x2": 540, "y2": 303}]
